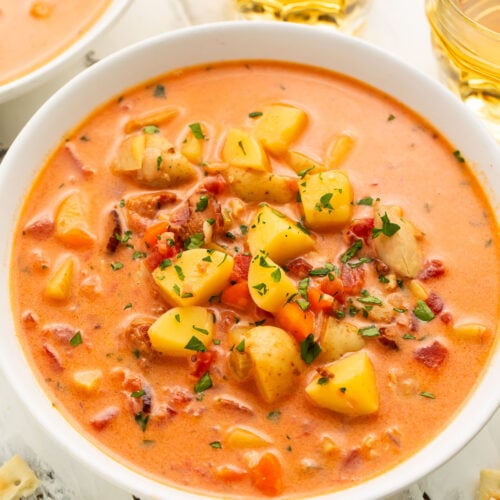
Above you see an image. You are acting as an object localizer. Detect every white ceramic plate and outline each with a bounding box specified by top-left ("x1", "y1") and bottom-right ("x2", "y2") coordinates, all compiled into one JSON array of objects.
[
  {"x1": 0, "y1": 0, "x2": 131, "y2": 104},
  {"x1": 0, "y1": 21, "x2": 499, "y2": 499}
]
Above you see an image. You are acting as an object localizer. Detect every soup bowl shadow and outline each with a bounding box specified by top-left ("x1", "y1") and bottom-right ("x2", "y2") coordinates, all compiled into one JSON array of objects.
[{"x1": 0, "y1": 21, "x2": 499, "y2": 499}]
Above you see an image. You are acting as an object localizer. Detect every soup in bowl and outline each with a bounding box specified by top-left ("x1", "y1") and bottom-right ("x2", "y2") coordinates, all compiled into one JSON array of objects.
[
  {"x1": 1, "y1": 22, "x2": 499, "y2": 499},
  {"x1": 0, "y1": 0, "x2": 130, "y2": 103}
]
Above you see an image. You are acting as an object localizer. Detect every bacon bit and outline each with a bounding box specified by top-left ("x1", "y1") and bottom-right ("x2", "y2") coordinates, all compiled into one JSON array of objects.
[
  {"x1": 285, "y1": 257, "x2": 313, "y2": 279},
  {"x1": 123, "y1": 316, "x2": 158, "y2": 360},
  {"x1": 418, "y1": 259, "x2": 445, "y2": 280},
  {"x1": 201, "y1": 174, "x2": 227, "y2": 195},
  {"x1": 106, "y1": 210, "x2": 123, "y2": 253},
  {"x1": 126, "y1": 191, "x2": 177, "y2": 219},
  {"x1": 340, "y1": 264, "x2": 365, "y2": 297},
  {"x1": 22, "y1": 216, "x2": 54, "y2": 239},
  {"x1": 63, "y1": 142, "x2": 95, "y2": 176},
  {"x1": 440, "y1": 311, "x2": 453, "y2": 324},
  {"x1": 414, "y1": 341, "x2": 448, "y2": 368},
  {"x1": 215, "y1": 464, "x2": 248, "y2": 482},
  {"x1": 214, "y1": 396, "x2": 254, "y2": 414},
  {"x1": 342, "y1": 448, "x2": 362, "y2": 470},
  {"x1": 229, "y1": 254, "x2": 251, "y2": 282},
  {"x1": 425, "y1": 292, "x2": 444, "y2": 314},
  {"x1": 378, "y1": 335, "x2": 399, "y2": 351},
  {"x1": 409, "y1": 312, "x2": 420, "y2": 332},
  {"x1": 21, "y1": 310, "x2": 39, "y2": 329},
  {"x1": 42, "y1": 343, "x2": 63, "y2": 370},
  {"x1": 167, "y1": 386, "x2": 194, "y2": 409},
  {"x1": 42, "y1": 323, "x2": 76, "y2": 343},
  {"x1": 345, "y1": 217, "x2": 374, "y2": 243},
  {"x1": 189, "y1": 351, "x2": 216, "y2": 378},
  {"x1": 90, "y1": 406, "x2": 120, "y2": 430}
]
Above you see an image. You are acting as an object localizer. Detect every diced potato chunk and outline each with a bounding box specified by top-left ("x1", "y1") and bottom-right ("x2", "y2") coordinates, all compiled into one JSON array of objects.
[
  {"x1": 299, "y1": 170, "x2": 353, "y2": 230},
  {"x1": 152, "y1": 249, "x2": 234, "y2": 307},
  {"x1": 247, "y1": 204, "x2": 315, "y2": 265},
  {"x1": 452, "y1": 323, "x2": 488, "y2": 340},
  {"x1": 73, "y1": 369, "x2": 103, "y2": 391},
  {"x1": 148, "y1": 306, "x2": 214, "y2": 356},
  {"x1": 245, "y1": 325, "x2": 303, "y2": 403},
  {"x1": 373, "y1": 205, "x2": 423, "y2": 278},
  {"x1": 222, "y1": 128, "x2": 269, "y2": 171},
  {"x1": 477, "y1": 469, "x2": 500, "y2": 500},
  {"x1": 287, "y1": 150, "x2": 325, "y2": 175},
  {"x1": 114, "y1": 134, "x2": 145, "y2": 171},
  {"x1": 248, "y1": 253, "x2": 296, "y2": 313},
  {"x1": 181, "y1": 123, "x2": 206, "y2": 164},
  {"x1": 222, "y1": 166, "x2": 298, "y2": 204},
  {"x1": 224, "y1": 426, "x2": 272, "y2": 448},
  {"x1": 319, "y1": 318, "x2": 365, "y2": 363},
  {"x1": 45, "y1": 256, "x2": 74, "y2": 300},
  {"x1": 326, "y1": 133, "x2": 355, "y2": 169},
  {"x1": 254, "y1": 104, "x2": 307, "y2": 155},
  {"x1": 305, "y1": 350, "x2": 379, "y2": 416},
  {"x1": 55, "y1": 192, "x2": 95, "y2": 247}
]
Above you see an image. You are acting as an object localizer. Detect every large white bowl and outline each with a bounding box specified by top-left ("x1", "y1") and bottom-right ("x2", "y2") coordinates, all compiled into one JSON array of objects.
[
  {"x1": 0, "y1": 0, "x2": 130, "y2": 104},
  {"x1": 1, "y1": 22, "x2": 499, "y2": 499}
]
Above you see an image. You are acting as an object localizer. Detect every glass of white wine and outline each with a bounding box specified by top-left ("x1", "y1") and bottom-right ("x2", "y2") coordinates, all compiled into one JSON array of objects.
[{"x1": 426, "y1": 0, "x2": 500, "y2": 142}]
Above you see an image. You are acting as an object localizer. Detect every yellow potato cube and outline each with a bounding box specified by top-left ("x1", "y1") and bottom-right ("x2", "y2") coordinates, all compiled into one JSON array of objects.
[
  {"x1": 299, "y1": 170, "x2": 353, "y2": 230},
  {"x1": 113, "y1": 134, "x2": 145, "y2": 172},
  {"x1": 248, "y1": 253, "x2": 296, "y2": 313},
  {"x1": 55, "y1": 192, "x2": 95, "y2": 247},
  {"x1": 326, "y1": 133, "x2": 355, "y2": 169},
  {"x1": 73, "y1": 369, "x2": 103, "y2": 392},
  {"x1": 181, "y1": 123, "x2": 206, "y2": 164},
  {"x1": 45, "y1": 256, "x2": 74, "y2": 300},
  {"x1": 247, "y1": 204, "x2": 315, "y2": 265},
  {"x1": 148, "y1": 306, "x2": 214, "y2": 356},
  {"x1": 287, "y1": 150, "x2": 325, "y2": 175},
  {"x1": 222, "y1": 128, "x2": 269, "y2": 171},
  {"x1": 254, "y1": 104, "x2": 307, "y2": 155},
  {"x1": 305, "y1": 350, "x2": 379, "y2": 416},
  {"x1": 152, "y1": 248, "x2": 234, "y2": 307},
  {"x1": 245, "y1": 325, "x2": 303, "y2": 403},
  {"x1": 319, "y1": 318, "x2": 365, "y2": 363},
  {"x1": 224, "y1": 426, "x2": 272, "y2": 448}
]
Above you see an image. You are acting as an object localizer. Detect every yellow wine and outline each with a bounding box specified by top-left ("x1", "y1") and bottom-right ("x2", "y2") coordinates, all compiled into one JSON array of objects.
[
  {"x1": 426, "y1": 0, "x2": 500, "y2": 140},
  {"x1": 234, "y1": 0, "x2": 370, "y2": 33}
]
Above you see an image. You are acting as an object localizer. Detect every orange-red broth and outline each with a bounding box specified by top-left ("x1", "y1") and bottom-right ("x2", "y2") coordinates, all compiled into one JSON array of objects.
[{"x1": 11, "y1": 61, "x2": 499, "y2": 498}]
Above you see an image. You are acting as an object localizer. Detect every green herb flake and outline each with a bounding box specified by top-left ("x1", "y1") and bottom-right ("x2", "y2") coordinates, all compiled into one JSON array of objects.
[
  {"x1": 236, "y1": 339, "x2": 245, "y2": 352},
  {"x1": 271, "y1": 268, "x2": 282, "y2": 283},
  {"x1": 341, "y1": 239, "x2": 363, "y2": 263},
  {"x1": 403, "y1": 333, "x2": 417, "y2": 340},
  {"x1": 413, "y1": 300, "x2": 435, "y2": 322},
  {"x1": 420, "y1": 391, "x2": 436, "y2": 399},
  {"x1": 159, "y1": 258, "x2": 172, "y2": 270},
  {"x1": 111, "y1": 262, "x2": 124, "y2": 271},
  {"x1": 453, "y1": 150, "x2": 465, "y2": 163},
  {"x1": 143, "y1": 125, "x2": 160, "y2": 134},
  {"x1": 156, "y1": 155, "x2": 163, "y2": 171},
  {"x1": 70, "y1": 331, "x2": 83, "y2": 347},
  {"x1": 358, "y1": 325, "x2": 380, "y2": 337},
  {"x1": 252, "y1": 283, "x2": 268, "y2": 296},
  {"x1": 189, "y1": 122, "x2": 205, "y2": 140},
  {"x1": 267, "y1": 410, "x2": 281, "y2": 421},
  {"x1": 315, "y1": 192, "x2": 334, "y2": 211},
  {"x1": 184, "y1": 336, "x2": 207, "y2": 352},
  {"x1": 300, "y1": 334, "x2": 321, "y2": 365},
  {"x1": 134, "y1": 412, "x2": 149, "y2": 432},
  {"x1": 248, "y1": 111, "x2": 263, "y2": 118},
  {"x1": 317, "y1": 377, "x2": 330, "y2": 385},
  {"x1": 184, "y1": 232, "x2": 204, "y2": 250},
  {"x1": 195, "y1": 195, "x2": 209, "y2": 212},
  {"x1": 210, "y1": 441, "x2": 222, "y2": 449},
  {"x1": 174, "y1": 265, "x2": 185, "y2": 281},
  {"x1": 124, "y1": 303, "x2": 133, "y2": 310},
  {"x1": 387, "y1": 113, "x2": 396, "y2": 121},
  {"x1": 194, "y1": 372, "x2": 213, "y2": 393},
  {"x1": 193, "y1": 325, "x2": 209, "y2": 335},
  {"x1": 153, "y1": 84, "x2": 166, "y2": 98},
  {"x1": 357, "y1": 196, "x2": 374, "y2": 206},
  {"x1": 372, "y1": 212, "x2": 401, "y2": 239},
  {"x1": 131, "y1": 389, "x2": 146, "y2": 398},
  {"x1": 132, "y1": 251, "x2": 147, "y2": 260}
]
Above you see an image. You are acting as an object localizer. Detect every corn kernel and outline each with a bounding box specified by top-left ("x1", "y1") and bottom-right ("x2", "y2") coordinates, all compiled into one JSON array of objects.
[
  {"x1": 452, "y1": 323, "x2": 488, "y2": 340},
  {"x1": 407, "y1": 279, "x2": 428, "y2": 301}
]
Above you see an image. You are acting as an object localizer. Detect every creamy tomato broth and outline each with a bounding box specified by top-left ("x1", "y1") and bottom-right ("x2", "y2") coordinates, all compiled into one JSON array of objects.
[
  {"x1": 0, "y1": 0, "x2": 111, "y2": 85},
  {"x1": 11, "y1": 61, "x2": 499, "y2": 498}
]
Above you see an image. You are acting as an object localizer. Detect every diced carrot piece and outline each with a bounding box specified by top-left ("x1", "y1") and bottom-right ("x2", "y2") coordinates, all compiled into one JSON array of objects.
[
  {"x1": 320, "y1": 275, "x2": 345, "y2": 303},
  {"x1": 307, "y1": 287, "x2": 334, "y2": 313},
  {"x1": 221, "y1": 281, "x2": 253, "y2": 310},
  {"x1": 143, "y1": 221, "x2": 169, "y2": 248},
  {"x1": 250, "y1": 452, "x2": 283, "y2": 497},
  {"x1": 275, "y1": 301, "x2": 315, "y2": 342}
]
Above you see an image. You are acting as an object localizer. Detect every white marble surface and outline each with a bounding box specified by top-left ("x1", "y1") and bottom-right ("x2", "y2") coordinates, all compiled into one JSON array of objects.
[{"x1": 0, "y1": 0, "x2": 499, "y2": 498}]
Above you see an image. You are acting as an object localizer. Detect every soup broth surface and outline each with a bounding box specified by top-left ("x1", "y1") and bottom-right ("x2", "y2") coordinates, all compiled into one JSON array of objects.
[{"x1": 11, "y1": 60, "x2": 500, "y2": 498}]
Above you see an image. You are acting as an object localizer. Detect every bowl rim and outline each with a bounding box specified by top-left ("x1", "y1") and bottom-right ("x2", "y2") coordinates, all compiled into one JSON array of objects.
[
  {"x1": 0, "y1": 0, "x2": 131, "y2": 104},
  {"x1": 1, "y1": 20, "x2": 499, "y2": 500}
]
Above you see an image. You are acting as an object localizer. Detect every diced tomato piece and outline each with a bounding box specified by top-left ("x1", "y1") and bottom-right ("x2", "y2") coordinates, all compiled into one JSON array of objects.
[
  {"x1": 189, "y1": 351, "x2": 216, "y2": 378},
  {"x1": 250, "y1": 452, "x2": 283, "y2": 497},
  {"x1": 143, "y1": 221, "x2": 169, "y2": 249},
  {"x1": 221, "y1": 281, "x2": 253, "y2": 310},
  {"x1": 346, "y1": 218, "x2": 374, "y2": 243},
  {"x1": 307, "y1": 287, "x2": 334, "y2": 313},
  {"x1": 275, "y1": 301, "x2": 315, "y2": 342},
  {"x1": 230, "y1": 254, "x2": 251, "y2": 282}
]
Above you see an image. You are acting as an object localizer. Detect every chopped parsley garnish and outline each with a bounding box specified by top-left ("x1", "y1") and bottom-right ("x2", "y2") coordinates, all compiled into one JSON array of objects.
[
  {"x1": 271, "y1": 268, "x2": 281, "y2": 283},
  {"x1": 267, "y1": 410, "x2": 281, "y2": 421},
  {"x1": 453, "y1": 150, "x2": 465, "y2": 163},
  {"x1": 387, "y1": 113, "x2": 396, "y2": 121},
  {"x1": 110, "y1": 261, "x2": 124, "y2": 271},
  {"x1": 143, "y1": 125, "x2": 160, "y2": 134},
  {"x1": 156, "y1": 155, "x2": 163, "y2": 171},
  {"x1": 209, "y1": 441, "x2": 222, "y2": 449},
  {"x1": 252, "y1": 283, "x2": 268, "y2": 296},
  {"x1": 194, "y1": 372, "x2": 213, "y2": 393},
  {"x1": 132, "y1": 251, "x2": 147, "y2": 260},
  {"x1": 341, "y1": 239, "x2": 363, "y2": 263},
  {"x1": 189, "y1": 122, "x2": 205, "y2": 140},
  {"x1": 184, "y1": 233, "x2": 204, "y2": 249},
  {"x1": 174, "y1": 265, "x2": 185, "y2": 281},
  {"x1": 420, "y1": 391, "x2": 436, "y2": 399},
  {"x1": 348, "y1": 257, "x2": 372, "y2": 268},
  {"x1": 259, "y1": 255, "x2": 273, "y2": 268},
  {"x1": 372, "y1": 212, "x2": 401, "y2": 238},
  {"x1": 413, "y1": 300, "x2": 435, "y2": 322},
  {"x1": 134, "y1": 412, "x2": 149, "y2": 432},
  {"x1": 184, "y1": 336, "x2": 207, "y2": 352},
  {"x1": 358, "y1": 325, "x2": 381, "y2": 337},
  {"x1": 236, "y1": 339, "x2": 245, "y2": 352},
  {"x1": 124, "y1": 303, "x2": 133, "y2": 310},
  {"x1": 159, "y1": 258, "x2": 172, "y2": 270},
  {"x1": 403, "y1": 333, "x2": 417, "y2": 340},
  {"x1": 248, "y1": 111, "x2": 263, "y2": 118},
  {"x1": 131, "y1": 389, "x2": 146, "y2": 398},
  {"x1": 153, "y1": 84, "x2": 166, "y2": 98},
  {"x1": 69, "y1": 331, "x2": 83, "y2": 347},
  {"x1": 357, "y1": 196, "x2": 374, "y2": 206},
  {"x1": 309, "y1": 263, "x2": 337, "y2": 277},
  {"x1": 315, "y1": 192, "x2": 334, "y2": 211},
  {"x1": 300, "y1": 334, "x2": 321, "y2": 365},
  {"x1": 193, "y1": 325, "x2": 209, "y2": 335},
  {"x1": 115, "y1": 230, "x2": 132, "y2": 243},
  {"x1": 318, "y1": 377, "x2": 330, "y2": 385}
]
